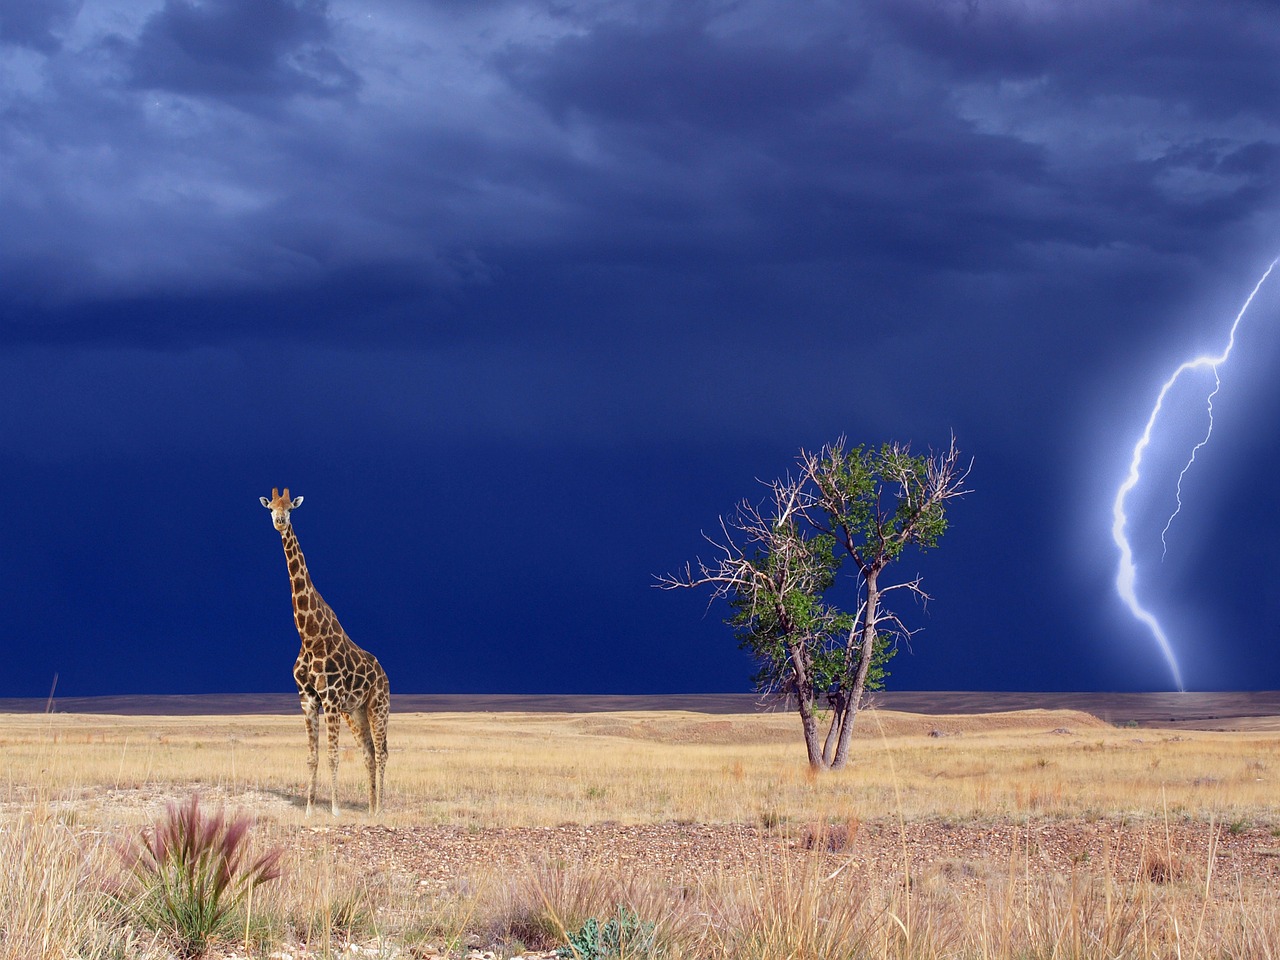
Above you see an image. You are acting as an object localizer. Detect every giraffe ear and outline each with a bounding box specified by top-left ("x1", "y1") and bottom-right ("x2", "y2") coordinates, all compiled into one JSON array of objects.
[
  {"x1": 260, "y1": 497, "x2": 272, "y2": 508},
  {"x1": 291, "y1": 496, "x2": 304, "y2": 509}
]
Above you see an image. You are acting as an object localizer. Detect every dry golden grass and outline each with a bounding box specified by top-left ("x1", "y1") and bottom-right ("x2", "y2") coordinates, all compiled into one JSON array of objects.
[
  {"x1": 3, "y1": 706, "x2": 1279, "y2": 829},
  {"x1": 5, "y1": 705, "x2": 1280, "y2": 958}
]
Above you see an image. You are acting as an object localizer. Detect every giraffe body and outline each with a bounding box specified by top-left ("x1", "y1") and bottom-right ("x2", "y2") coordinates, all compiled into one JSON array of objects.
[{"x1": 261, "y1": 488, "x2": 389, "y2": 815}]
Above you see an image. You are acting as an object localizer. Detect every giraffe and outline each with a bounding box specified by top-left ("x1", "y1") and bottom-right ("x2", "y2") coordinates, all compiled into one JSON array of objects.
[{"x1": 260, "y1": 488, "x2": 389, "y2": 815}]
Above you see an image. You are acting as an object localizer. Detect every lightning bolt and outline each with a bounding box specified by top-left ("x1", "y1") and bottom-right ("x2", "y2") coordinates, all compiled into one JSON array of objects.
[
  {"x1": 1158, "y1": 368, "x2": 1222, "y2": 558},
  {"x1": 1111, "y1": 257, "x2": 1278, "y2": 692}
]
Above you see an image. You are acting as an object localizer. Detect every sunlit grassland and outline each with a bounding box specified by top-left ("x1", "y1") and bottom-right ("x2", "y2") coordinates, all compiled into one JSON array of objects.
[
  {"x1": 6, "y1": 707, "x2": 1280, "y2": 958},
  {"x1": 3, "y1": 707, "x2": 1279, "y2": 829}
]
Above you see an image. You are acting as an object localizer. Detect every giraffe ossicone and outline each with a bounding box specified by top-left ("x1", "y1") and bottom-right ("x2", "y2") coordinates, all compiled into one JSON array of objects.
[{"x1": 261, "y1": 487, "x2": 390, "y2": 815}]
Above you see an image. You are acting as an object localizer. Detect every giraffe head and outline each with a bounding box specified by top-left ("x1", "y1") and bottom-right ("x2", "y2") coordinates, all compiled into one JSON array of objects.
[{"x1": 260, "y1": 487, "x2": 304, "y2": 533}]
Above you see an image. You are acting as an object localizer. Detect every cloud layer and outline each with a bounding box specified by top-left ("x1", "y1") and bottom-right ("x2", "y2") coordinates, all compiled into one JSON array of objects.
[{"x1": 4, "y1": 1, "x2": 1275, "y2": 316}]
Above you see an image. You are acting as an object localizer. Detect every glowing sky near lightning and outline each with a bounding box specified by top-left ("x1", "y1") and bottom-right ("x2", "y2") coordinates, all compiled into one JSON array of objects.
[{"x1": 1112, "y1": 259, "x2": 1280, "y2": 692}]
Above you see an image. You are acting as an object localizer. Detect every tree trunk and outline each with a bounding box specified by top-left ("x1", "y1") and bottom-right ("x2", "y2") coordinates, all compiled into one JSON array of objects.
[
  {"x1": 822, "y1": 690, "x2": 846, "y2": 766},
  {"x1": 786, "y1": 642, "x2": 826, "y2": 769},
  {"x1": 831, "y1": 570, "x2": 878, "y2": 769},
  {"x1": 794, "y1": 683, "x2": 824, "y2": 769}
]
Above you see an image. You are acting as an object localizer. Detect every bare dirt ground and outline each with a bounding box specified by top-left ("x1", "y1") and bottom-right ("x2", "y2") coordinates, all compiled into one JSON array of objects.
[{"x1": 300, "y1": 816, "x2": 1280, "y2": 900}]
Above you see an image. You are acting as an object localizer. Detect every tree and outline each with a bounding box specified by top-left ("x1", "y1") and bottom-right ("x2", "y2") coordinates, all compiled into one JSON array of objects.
[{"x1": 658, "y1": 438, "x2": 969, "y2": 770}]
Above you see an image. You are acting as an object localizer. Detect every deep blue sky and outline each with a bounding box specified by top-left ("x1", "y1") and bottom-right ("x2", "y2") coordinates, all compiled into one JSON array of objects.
[{"x1": 3, "y1": 0, "x2": 1280, "y2": 697}]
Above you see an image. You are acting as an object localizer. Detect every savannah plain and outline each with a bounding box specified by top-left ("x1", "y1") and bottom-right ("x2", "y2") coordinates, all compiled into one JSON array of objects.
[{"x1": 3, "y1": 692, "x2": 1280, "y2": 959}]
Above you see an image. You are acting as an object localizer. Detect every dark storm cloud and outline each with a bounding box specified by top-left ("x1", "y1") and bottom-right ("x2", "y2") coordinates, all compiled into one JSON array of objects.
[
  {"x1": 0, "y1": 0, "x2": 81, "y2": 53},
  {"x1": 125, "y1": 0, "x2": 359, "y2": 101},
  {"x1": 471, "y1": 11, "x2": 1078, "y2": 290},
  {"x1": 497, "y1": 19, "x2": 866, "y2": 132},
  {"x1": 3, "y1": 1, "x2": 1276, "y2": 331},
  {"x1": 874, "y1": 2, "x2": 1280, "y2": 237},
  {"x1": 490, "y1": 2, "x2": 1273, "y2": 286},
  {"x1": 881, "y1": 0, "x2": 1280, "y2": 117}
]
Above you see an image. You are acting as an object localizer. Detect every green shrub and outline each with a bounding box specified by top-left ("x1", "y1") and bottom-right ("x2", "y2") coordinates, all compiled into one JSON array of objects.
[
  {"x1": 115, "y1": 793, "x2": 284, "y2": 957},
  {"x1": 556, "y1": 906, "x2": 657, "y2": 960}
]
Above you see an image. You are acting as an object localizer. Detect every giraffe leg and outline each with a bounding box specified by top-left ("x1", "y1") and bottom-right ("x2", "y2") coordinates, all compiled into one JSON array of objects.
[
  {"x1": 301, "y1": 695, "x2": 320, "y2": 817},
  {"x1": 325, "y1": 710, "x2": 342, "y2": 816},
  {"x1": 346, "y1": 706, "x2": 378, "y2": 814},
  {"x1": 372, "y1": 690, "x2": 389, "y2": 814}
]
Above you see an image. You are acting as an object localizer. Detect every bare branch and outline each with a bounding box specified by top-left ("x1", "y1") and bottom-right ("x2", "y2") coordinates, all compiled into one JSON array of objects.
[
  {"x1": 878, "y1": 575, "x2": 930, "y2": 601},
  {"x1": 872, "y1": 608, "x2": 921, "y2": 642}
]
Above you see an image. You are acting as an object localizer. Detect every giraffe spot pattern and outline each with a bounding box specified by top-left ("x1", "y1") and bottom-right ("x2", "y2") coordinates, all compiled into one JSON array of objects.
[{"x1": 275, "y1": 518, "x2": 390, "y2": 813}]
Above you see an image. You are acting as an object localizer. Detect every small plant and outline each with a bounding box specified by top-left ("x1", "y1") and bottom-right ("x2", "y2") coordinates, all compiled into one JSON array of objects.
[
  {"x1": 325, "y1": 889, "x2": 377, "y2": 939},
  {"x1": 1139, "y1": 848, "x2": 1186, "y2": 884},
  {"x1": 1228, "y1": 817, "x2": 1251, "y2": 836},
  {"x1": 557, "y1": 906, "x2": 657, "y2": 960},
  {"x1": 801, "y1": 820, "x2": 855, "y2": 852},
  {"x1": 115, "y1": 793, "x2": 284, "y2": 957}
]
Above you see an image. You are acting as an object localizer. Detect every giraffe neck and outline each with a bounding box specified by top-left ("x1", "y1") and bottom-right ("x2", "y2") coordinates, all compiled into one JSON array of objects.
[{"x1": 280, "y1": 525, "x2": 341, "y2": 652}]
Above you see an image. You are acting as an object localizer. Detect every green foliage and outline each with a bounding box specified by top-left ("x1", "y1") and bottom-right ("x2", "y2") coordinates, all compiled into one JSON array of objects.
[
  {"x1": 724, "y1": 440, "x2": 965, "y2": 715},
  {"x1": 809, "y1": 630, "x2": 894, "y2": 703},
  {"x1": 725, "y1": 513, "x2": 839, "y2": 685},
  {"x1": 556, "y1": 906, "x2": 658, "y2": 960},
  {"x1": 813, "y1": 441, "x2": 951, "y2": 562},
  {"x1": 114, "y1": 793, "x2": 284, "y2": 957}
]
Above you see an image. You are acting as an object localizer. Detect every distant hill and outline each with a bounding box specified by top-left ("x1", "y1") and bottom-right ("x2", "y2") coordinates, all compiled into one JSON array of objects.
[{"x1": 1, "y1": 690, "x2": 1278, "y2": 728}]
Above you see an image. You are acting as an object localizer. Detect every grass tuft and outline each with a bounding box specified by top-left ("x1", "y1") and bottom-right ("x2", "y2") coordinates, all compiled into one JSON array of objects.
[{"x1": 113, "y1": 793, "x2": 283, "y2": 957}]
